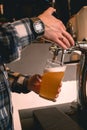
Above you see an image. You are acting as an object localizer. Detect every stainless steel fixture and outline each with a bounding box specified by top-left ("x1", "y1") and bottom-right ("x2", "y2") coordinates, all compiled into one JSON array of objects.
[{"x1": 49, "y1": 41, "x2": 87, "y2": 110}]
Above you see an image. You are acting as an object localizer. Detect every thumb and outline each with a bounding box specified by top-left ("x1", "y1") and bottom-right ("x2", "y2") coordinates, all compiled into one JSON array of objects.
[{"x1": 47, "y1": 7, "x2": 56, "y2": 15}]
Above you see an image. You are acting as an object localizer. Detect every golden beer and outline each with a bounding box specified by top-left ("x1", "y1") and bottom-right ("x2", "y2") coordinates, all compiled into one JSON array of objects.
[{"x1": 39, "y1": 62, "x2": 66, "y2": 101}]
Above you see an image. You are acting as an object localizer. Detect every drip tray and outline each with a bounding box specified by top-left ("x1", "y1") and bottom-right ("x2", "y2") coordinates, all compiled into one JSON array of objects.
[
  {"x1": 33, "y1": 107, "x2": 83, "y2": 130},
  {"x1": 19, "y1": 103, "x2": 87, "y2": 130}
]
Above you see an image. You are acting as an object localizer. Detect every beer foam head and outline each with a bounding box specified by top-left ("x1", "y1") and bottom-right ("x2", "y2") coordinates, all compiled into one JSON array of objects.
[{"x1": 44, "y1": 66, "x2": 66, "y2": 73}]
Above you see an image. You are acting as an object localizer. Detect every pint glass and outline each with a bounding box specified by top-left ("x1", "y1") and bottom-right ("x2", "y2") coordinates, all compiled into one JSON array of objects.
[{"x1": 39, "y1": 59, "x2": 66, "y2": 101}]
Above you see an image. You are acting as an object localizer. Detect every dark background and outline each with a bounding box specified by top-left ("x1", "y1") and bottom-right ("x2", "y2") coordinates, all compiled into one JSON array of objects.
[{"x1": 1, "y1": 0, "x2": 87, "y2": 25}]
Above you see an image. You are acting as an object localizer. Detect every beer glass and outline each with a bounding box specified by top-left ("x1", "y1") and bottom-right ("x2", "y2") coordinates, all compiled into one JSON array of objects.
[{"x1": 39, "y1": 59, "x2": 66, "y2": 101}]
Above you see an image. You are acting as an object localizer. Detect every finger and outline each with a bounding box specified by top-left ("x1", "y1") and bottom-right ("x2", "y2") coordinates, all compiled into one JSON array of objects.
[
  {"x1": 33, "y1": 84, "x2": 41, "y2": 94},
  {"x1": 30, "y1": 74, "x2": 41, "y2": 87},
  {"x1": 58, "y1": 88, "x2": 61, "y2": 93},
  {"x1": 59, "y1": 37, "x2": 71, "y2": 48},
  {"x1": 55, "y1": 90, "x2": 61, "y2": 98},
  {"x1": 62, "y1": 31, "x2": 75, "y2": 46},
  {"x1": 36, "y1": 75, "x2": 42, "y2": 82},
  {"x1": 56, "y1": 38, "x2": 68, "y2": 49},
  {"x1": 55, "y1": 94, "x2": 59, "y2": 98},
  {"x1": 57, "y1": 34, "x2": 74, "y2": 49},
  {"x1": 53, "y1": 98, "x2": 56, "y2": 102},
  {"x1": 48, "y1": 7, "x2": 56, "y2": 15}
]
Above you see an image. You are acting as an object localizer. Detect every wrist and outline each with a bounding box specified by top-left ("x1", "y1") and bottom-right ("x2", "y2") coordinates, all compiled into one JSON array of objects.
[{"x1": 30, "y1": 17, "x2": 45, "y2": 39}]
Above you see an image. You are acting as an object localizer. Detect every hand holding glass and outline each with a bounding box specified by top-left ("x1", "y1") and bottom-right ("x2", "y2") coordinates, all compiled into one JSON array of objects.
[{"x1": 39, "y1": 59, "x2": 66, "y2": 101}]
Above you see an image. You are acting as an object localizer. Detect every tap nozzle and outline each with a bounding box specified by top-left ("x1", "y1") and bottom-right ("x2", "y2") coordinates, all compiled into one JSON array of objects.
[{"x1": 60, "y1": 50, "x2": 66, "y2": 65}]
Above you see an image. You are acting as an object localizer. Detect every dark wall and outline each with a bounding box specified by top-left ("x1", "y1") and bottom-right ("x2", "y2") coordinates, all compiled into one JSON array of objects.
[
  {"x1": 70, "y1": 0, "x2": 87, "y2": 15},
  {"x1": 55, "y1": 0, "x2": 69, "y2": 25},
  {"x1": 3, "y1": 0, "x2": 51, "y2": 21},
  {"x1": 2, "y1": 0, "x2": 87, "y2": 24},
  {"x1": 55, "y1": 0, "x2": 87, "y2": 25}
]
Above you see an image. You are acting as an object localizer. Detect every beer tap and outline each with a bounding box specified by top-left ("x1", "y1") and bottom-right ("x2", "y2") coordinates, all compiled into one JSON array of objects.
[
  {"x1": 49, "y1": 44, "x2": 61, "y2": 62},
  {"x1": 49, "y1": 41, "x2": 87, "y2": 110},
  {"x1": 49, "y1": 44, "x2": 69, "y2": 65},
  {"x1": 49, "y1": 41, "x2": 87, "y2": 66}
]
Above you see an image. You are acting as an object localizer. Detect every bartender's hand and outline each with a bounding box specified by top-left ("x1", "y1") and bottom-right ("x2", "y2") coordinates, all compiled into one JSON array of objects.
[
  {"x1": 27, "y1": 74, "x2": 42, "y2": 94},
  {"x1": 27, "y1": 74, "x2": 62, "y2": 98},
  {"x1": 54, "y1": 83, "x2": 62, "y2": 101},
  {"x1": 38, "y1": 7, "x2": 74, "y2": 49}
]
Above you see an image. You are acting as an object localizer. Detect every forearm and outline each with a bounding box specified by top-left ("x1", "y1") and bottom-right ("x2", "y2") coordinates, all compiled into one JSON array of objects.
[
  {"x1": 12, "y1": 18, "x2": 36, "y2": 48},
  {"x1": 0, "y1": 17, "x2": 44, "y2": 63}
]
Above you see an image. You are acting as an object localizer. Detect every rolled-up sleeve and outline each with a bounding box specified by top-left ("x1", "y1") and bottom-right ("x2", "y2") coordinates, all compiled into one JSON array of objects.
[
  {"x1": 7, "y1": 67, "x2": 30, "y2": 93},
  {"x1": 0, "y1": 18, "x2": 35, "y2": 64}
]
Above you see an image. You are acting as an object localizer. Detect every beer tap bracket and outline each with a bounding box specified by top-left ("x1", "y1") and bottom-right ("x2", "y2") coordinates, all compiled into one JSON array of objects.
[{"x1": 49, "y1": 40, "x2": 87, "y2": 66}]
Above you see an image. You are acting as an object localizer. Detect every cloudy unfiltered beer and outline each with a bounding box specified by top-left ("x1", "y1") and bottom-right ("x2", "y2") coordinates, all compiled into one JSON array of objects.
[{"x1": 39, "y1": 65, "x2": 66, "y2": 101}]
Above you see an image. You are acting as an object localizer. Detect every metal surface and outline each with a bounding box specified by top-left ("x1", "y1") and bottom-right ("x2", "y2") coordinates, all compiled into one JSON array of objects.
[{"x1": 49, "y1": 41, "x2": 87, "y2": 110}]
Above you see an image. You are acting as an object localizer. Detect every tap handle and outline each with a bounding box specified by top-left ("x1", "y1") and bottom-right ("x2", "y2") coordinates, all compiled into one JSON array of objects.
[
  {"x1": 49, "y1": 44, "x2": 60, "y2": 54},
  {"x1": 49, "y1": 44, "x2": 61, "y2": 61}
]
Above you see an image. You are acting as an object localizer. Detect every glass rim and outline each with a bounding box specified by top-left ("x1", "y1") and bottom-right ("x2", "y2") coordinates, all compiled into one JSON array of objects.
[
  {"x1": 44, "y1": 59, "x2": 66, "y2": 72},
  {"x1": 46, "y1": 59, "x2": 66, "y2": 66}
]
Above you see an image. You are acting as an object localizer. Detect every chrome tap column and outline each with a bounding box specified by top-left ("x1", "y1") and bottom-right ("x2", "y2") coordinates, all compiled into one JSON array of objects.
[
  {"x1": 49, "y1": 41, "x2": 87, "y2": 110},
  {"x1": 76, "y1": 41, "x2": 87, "y2": 110}
]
